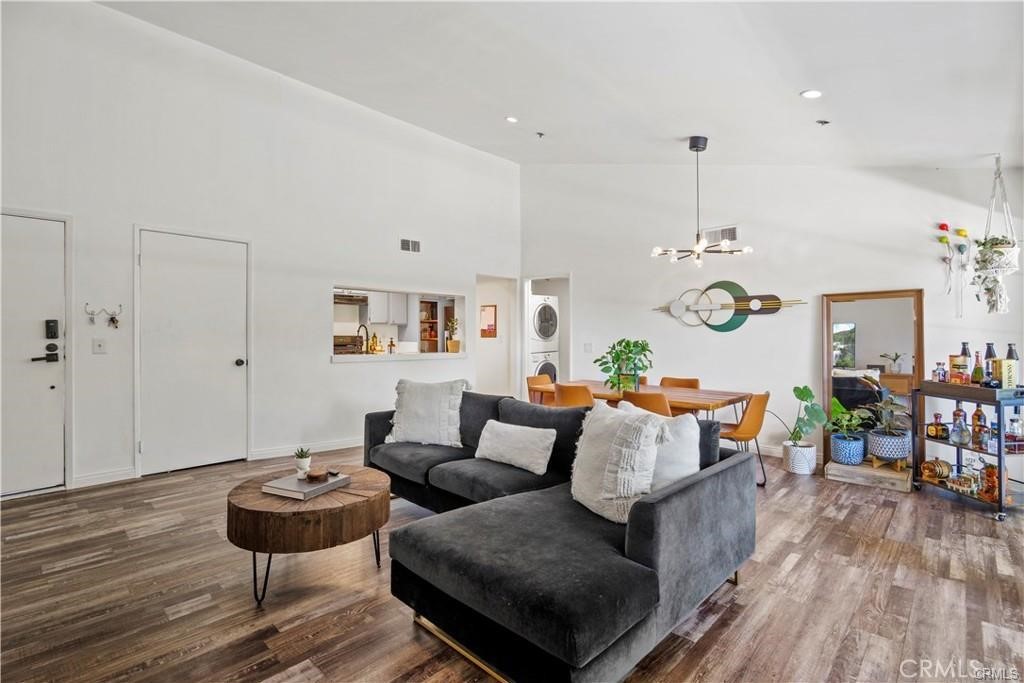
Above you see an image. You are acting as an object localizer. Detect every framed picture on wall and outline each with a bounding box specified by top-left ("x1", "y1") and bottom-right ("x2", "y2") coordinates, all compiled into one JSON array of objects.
[{"x1": 480, "y1": 305, "x2": 497, "y2": 338}]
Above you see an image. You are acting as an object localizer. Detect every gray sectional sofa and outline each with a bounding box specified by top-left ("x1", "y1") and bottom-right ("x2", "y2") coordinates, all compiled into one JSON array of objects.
[{"x1": 364, "y1": 391, "x2": 756, "y2": 682}]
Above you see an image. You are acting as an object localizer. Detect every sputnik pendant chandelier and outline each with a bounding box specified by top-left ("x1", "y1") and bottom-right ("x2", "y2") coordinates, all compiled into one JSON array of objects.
[{"x1": 650, "y1": 136, "x2": 752, "y2": 267}]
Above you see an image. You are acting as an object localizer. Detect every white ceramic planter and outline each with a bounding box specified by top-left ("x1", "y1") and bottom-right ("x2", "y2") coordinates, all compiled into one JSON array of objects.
[
  {"x1": 783, "y1": 441, "x2": 817, "y2": 475},
  {"x1": 295, "y1": 457, "x2": 311, "y2": 479}
]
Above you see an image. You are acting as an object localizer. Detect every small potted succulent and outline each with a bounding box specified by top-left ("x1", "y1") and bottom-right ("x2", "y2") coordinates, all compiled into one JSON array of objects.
[
  {"x1": 866, "y1": 397, "x2": 911, "y2": 462},
  {"x1": 294, "y1": 447, "x2": 312, "y2": 479},
  {"x1": 768, "y1": 386, "x2": 828, "y2": 475},
  {"x1": 826, "y1": 398, "x2": 873, "y2": 466},
  {"x1": 446, "y1": 318, "x2": 461, "y2": 353},
  {"x1": 972, "y1": 235, "x2": 1018, "y2": 314},
  {"x1": 593, "y1": 339, "x2": 653, "y2": 392}
]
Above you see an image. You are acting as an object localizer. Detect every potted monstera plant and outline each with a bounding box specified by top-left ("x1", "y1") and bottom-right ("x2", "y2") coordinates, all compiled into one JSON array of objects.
[
  {"x1": 593, "y1": 339, "x2": 653, "y2": 392},
  {"x1": 768, "y1": 386, "x2": 828, "y2": 475},
  {"x1": 867, "y1": 396, "x2": 911, "y2": 462},
  {"x1": 826, "y1": 398, "x2": 873, "y2": 466}
]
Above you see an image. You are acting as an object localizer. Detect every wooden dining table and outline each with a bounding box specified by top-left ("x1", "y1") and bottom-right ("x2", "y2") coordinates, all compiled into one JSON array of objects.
[{"x1": 531, "y1": 379, "x2": 751, "y2": 416}]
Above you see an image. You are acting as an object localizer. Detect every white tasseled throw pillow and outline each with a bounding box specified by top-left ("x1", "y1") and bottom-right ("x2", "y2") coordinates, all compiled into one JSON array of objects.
[
  {"x1": 571, "y1": 402, "x2": 667, "y2": 523},
  {"x1": 475, "y1": 420, "x2": 557, "y2": 475},
  {"x1": 618, "y1": 401, "x2": 701, "y2": 490},
  {"x1": 387, "y1": 379, "x2": 470, "y2": 447}
]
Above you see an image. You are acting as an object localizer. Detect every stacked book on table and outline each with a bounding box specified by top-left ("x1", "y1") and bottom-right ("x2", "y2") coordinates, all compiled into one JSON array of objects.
[{"x1": 261, "y1": 473, "x2": 351, "y2": 500}]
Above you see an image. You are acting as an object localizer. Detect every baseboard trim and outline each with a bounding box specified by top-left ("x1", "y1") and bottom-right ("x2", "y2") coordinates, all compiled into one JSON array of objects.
[
  {"x1": 759, "y1": 444, "x2": 784, "y2": 459},
  {"x1": 248, "y1": 437, "x2": 363, "y2": 460},
  {"x1": 71, "y1": 467, "x2": 138, "y2": 489}
]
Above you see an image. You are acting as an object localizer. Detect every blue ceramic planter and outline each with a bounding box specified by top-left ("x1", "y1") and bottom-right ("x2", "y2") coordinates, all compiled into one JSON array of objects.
[
  {"x1": 868, "y1": 429, "x2": 912, "y2": 461},
  {"x1": 830, "y1": 434, "x2": 865, "y2": 465}
]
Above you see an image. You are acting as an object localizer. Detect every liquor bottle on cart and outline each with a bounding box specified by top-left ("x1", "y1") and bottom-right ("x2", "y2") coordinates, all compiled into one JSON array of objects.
[{"x1": 926, "y1": 413, "x2": 950, "y2": 440}]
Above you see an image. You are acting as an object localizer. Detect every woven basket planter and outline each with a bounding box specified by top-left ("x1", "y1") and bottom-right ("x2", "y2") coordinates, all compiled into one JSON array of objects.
[{"x1": 783, "y1": 441, "x2": 817, "y2": 475}]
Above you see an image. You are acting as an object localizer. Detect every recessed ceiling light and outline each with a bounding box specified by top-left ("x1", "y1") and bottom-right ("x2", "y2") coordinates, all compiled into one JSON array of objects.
[
  {"x1": 800, "y1": 90, "x2": 823, "y2": 99},
  {"x1": 505, "y1": 116, "x2": 519, "y2": 123}
]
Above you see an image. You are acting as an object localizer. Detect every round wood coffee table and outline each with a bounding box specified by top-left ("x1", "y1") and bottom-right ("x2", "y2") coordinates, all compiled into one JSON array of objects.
[{"x1": 227, "y1": 465, "x2": 390, "y2": 606}]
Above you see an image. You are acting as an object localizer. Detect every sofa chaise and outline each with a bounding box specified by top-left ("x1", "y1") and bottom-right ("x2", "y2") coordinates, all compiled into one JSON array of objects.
[{"x1": 365, "y1": 392, "x2": 756, "y2": 682}]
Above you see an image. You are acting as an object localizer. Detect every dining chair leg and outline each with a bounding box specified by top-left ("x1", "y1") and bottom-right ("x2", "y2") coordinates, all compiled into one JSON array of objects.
[
  {"x1": 753, "y1": 438, "x2": 766, "y2": 488},
  {"x1": 733, "y1": 404, "x2": 741, "y2": 422}
]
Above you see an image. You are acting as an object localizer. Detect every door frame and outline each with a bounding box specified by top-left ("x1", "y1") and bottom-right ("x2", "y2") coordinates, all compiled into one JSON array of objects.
[
  {"x1": 133, "y1": 224, "x2": 253, "y2": 476},
  {"x1": 1, "y1": 207, "x2": 75, "y2": 496}
]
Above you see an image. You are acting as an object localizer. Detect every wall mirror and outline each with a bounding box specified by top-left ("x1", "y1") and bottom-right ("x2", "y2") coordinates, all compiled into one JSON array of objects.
[{"x1": 821, "y1": 289, "x2": 924, "y2": 462}]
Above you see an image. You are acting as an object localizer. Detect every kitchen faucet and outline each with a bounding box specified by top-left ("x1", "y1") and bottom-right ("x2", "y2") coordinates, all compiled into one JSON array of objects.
[{"x1": 356, "y1": 324, "x2": 370, "y2": 354}]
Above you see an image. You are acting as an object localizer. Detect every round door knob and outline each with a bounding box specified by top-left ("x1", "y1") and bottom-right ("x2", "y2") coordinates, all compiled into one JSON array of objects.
[{"x1": 235, "y1": 358, "x2": 246, "y2": 366}]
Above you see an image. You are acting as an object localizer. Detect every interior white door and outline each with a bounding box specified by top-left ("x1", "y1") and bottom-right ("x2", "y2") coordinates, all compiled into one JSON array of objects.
[
  {"x1": 140, "y1": 231, "x2": 247, "y2": 474},
  {"x1": 2, "y1": 214, "x2": 66, "y2": 495}
]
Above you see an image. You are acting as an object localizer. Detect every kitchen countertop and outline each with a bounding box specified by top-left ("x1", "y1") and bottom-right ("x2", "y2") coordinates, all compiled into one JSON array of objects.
[{"x1": 331, "y1": 352, "x2": 467, "y2": 364}]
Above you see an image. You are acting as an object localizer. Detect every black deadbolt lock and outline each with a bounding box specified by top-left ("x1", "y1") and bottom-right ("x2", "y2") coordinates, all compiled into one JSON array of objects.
[
  {"x1": 45, "y1": 319, "x2": 59, "y2": 339},
  {"x1": 45, "y1": 343, "x2": 58, "y2": 352},
  {"x1": 235, "y1": 358, "x2": 246, "y2": 366}
]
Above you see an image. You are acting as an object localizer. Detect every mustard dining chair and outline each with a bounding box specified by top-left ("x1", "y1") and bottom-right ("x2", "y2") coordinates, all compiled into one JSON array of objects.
[
  {"x1": 526, "y1": 374, "x2": 553, "y2": 405},
  {"x1": 720, "y1": 392, "x2": 770, "y2": 487},
  {"x1": 621, "y1": 390, "x2": 672, "y2": 417},
  {"x1": 554, "y1": 383, "x2": 595, "y2": 408},
  {"x1": 659, "y1": 376, "x2": 701, "y2": 389}
]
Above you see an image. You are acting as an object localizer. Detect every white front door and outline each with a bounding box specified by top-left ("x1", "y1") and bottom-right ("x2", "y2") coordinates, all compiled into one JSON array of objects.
[
  {"x1": 2, "y1": 214, "x2": 67, "y2": 495},
  {"x1": 139, "y1": 231, "x2": 248, "y2": 474}
]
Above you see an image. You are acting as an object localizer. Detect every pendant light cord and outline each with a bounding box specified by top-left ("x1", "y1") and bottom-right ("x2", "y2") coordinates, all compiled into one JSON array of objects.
[{"x1": 694, "y1": 147, "x2": 701, "y2": 244}]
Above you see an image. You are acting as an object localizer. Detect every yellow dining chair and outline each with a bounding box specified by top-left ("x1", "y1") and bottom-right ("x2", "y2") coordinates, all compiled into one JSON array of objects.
[
  {"x1": 720, "y1": 392, "x2": 770, "y2": 487},
  {"x1": 621, "y1": 390, "x2": 672, "y2": 417},
  {"x1": 526, "y1": 374, "x2": 553, "y2": 405},
  {"x1": 554, "y1": 383, "x2": 595, "y2": 408},
  {"x1": 660, "y1": 376, "x2": 701, "y2": 389}
]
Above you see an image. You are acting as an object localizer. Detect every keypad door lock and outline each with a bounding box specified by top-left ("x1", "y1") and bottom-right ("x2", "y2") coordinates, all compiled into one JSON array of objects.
[
  {"x1": 45, "y1": 319, "x2": 59, "y2": 339},
  {"x1": 31, "y1": 352, "x2": 59, "y2": 363}
]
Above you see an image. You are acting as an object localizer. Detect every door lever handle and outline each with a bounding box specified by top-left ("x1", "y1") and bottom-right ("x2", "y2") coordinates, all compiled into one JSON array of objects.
[{"x1": 31, "y1": 353, "x2": 59, "y2": 363}]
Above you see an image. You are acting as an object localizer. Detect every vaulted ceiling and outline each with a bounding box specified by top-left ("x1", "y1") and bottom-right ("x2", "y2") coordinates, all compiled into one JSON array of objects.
[{"x1": 110, "y1": 2, "x2": 1023, "y2": 166}]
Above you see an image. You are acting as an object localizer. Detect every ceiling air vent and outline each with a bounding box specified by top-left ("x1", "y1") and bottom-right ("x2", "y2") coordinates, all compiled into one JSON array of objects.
[
  {"x1": 701, "y1": 225, "x2": 739, "y2": 245},
  {"x1": 400, "y1": 238, "x2": 421, "y2": 253}
]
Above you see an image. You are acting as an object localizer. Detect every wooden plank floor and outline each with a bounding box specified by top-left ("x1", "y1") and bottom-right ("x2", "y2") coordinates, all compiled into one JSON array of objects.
[{"x1": 3, "y1": 450, "x2": 1022, "y2": 682}]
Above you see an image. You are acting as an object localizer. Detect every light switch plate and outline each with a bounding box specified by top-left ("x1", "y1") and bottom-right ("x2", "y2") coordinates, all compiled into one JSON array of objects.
[
  {"x1": 583, "y1": 342, "x2": 593, "y2": 353},
  {"x1": 92, "y1": 338, "x2": 107, "y2": 354}
]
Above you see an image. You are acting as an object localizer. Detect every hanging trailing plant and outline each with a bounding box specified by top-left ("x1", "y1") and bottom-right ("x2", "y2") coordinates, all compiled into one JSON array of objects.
[{"x1": 971, "y1": 155, "x2": 1019, "y2": 315}]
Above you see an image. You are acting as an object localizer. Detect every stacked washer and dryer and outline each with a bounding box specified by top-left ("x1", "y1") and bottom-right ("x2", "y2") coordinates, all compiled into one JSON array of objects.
[{"x1": 528, "y1": 295, "x2": 560, "y2": 382}]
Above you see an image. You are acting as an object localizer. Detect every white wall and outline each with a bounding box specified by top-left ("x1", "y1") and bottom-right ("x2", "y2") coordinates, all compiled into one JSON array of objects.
[
  {"x1": 474, "y1": 276, "x2": 517, "y2": 395},
  {"x1": 831, "y1": 298, "x2": 916, "y2": 371},
  {"x1": 2, "y1": 3, "x2": 520, "y2": 485},
  {"x1": 521, "y1": 164, "x2": 1023, "y2": 451}
]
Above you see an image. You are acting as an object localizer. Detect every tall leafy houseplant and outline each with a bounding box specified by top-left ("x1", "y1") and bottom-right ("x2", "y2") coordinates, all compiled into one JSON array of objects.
[
  {"x1": 593, "y1": 339, "x2": 653, "y2": 392},
  {"x1": 767, "y1": 386, "x2": 828, "y2": 475}
]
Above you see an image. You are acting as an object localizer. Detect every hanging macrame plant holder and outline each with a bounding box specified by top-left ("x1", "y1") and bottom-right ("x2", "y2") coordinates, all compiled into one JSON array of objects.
[{"x1": 971, "y1": 155, "x2": 1019, "y2": 314}]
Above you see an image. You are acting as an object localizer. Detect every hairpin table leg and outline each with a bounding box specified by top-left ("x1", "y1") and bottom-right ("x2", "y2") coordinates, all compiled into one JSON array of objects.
[
  {"x1": 252, "y1": 552, "x2": 272, "y2": 606},
  {"x1": 372, "y1": 530, "x2": 381, "y2": 569}
]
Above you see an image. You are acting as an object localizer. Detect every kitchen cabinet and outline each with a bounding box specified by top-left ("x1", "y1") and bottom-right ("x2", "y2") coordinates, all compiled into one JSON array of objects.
[
  {"x1": 388, "y1": 293, "x2": 408, "y2": 325},
  {"x1": 364, "y1": 291, "x2": 408, "y2": 325}
]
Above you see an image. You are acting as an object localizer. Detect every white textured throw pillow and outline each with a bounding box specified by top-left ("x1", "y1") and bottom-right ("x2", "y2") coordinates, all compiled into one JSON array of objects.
[
  {"x1": 387, "y1": 379, "x2": 470, "y2": 447},
  {"x1": 475, "y1": 420, "x2": 556, "y2": 475},
  {"x1": 618, "y1": 401, "x2": 701, "y2": 490},
  {"x1": 571, "y1": 402, "x2": 666, "y2": 523}
]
